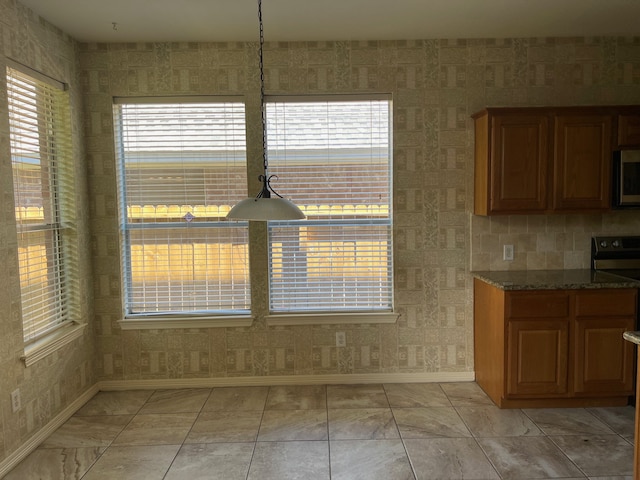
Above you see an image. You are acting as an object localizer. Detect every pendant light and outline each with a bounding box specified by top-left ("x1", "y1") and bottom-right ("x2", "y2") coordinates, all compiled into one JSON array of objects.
[{"x1": 226, "y1": 0, "x2": 305, "y2": 221}]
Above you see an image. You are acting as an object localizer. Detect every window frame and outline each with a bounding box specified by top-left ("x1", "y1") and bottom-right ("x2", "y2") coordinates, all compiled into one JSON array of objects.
[
  {"x1": 6, "y1": 60, "x2": 85, "y2": 365},
  {"x1": 263, "y1": 94, "x2": 397, "y2": 325},
  {"x1": 112, "y1": 96, "x2": 253, "y2": 329}
]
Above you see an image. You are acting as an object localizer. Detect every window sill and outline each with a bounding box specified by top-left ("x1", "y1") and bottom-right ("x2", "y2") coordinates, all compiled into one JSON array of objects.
[
  {"x1": 118, "y1": 314, "x2": 254, "y2": 330},
  {"x1": 22, "y1": 322, "x2": 87, "y2": 367},
  {"x1": 266, "y1": 311, "x2": 399, "y2": 326}
]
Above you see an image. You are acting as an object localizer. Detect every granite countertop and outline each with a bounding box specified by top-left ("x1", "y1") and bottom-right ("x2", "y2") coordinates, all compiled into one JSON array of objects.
[
  {"x1": 623, "y1": 331, "x2": 640, "y2": 345},
  {"x1": 472, "y1": 269, "x2": 640, "y2": 291}
]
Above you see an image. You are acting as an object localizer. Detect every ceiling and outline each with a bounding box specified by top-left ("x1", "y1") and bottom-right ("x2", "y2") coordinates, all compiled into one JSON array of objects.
[{"x1": 17, "y1": 0, "x2": 640, "y2": 43}]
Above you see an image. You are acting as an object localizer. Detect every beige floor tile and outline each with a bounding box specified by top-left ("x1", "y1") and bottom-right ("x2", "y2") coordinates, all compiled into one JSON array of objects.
[
  {"x1": 405, "y1": 437, "x2": 500, "y2": 480},
  {"x1": 587, "y1": 477, "x2": 632, "y2": 479},
  {"x1": 3, "y1": 447, "x2": 105, "y2": 480},
  {"x1": 185, "y1": 410, "x2": 262, "y2": 443},
  {"x1": 202, "y1": 386, "x2": 269, "y2": 411},
  {"x1": 384, "y1": 383, "x2": 450, "y2": 407},
  {"x1": 42, "y1": 415, "x2": 133, "y2": 447},
  {"x1": 265, "y1": 385, "x2": 327, "y2": 410},
  {"x1": 112, "y1": 413, "x2": 197, "y2": 445},
  {"x1": 328, "y1": 408, "x2": 399, "y2": 440},
  {"x1": 258, "y1": 409, "x2": 328, "y2": 441},
  {"x1": 327, "y1": 384, "x2": 389, "y2": 409},
  {"x1": 550, "y1": 434, "x2": 634, "y2": 477},
  {"x1": 164, "y1": 443, "x2": 254, "y2": 480},
  {"x1": 524, "y1": 408, "x2": 615, "y2": 435},
  {"x1": 82, "y1": 444, "x2": 180, "y2": 480},
  {"x1": 75, "y1": 390, "x2": 154, "y2": 416},
  {"x1": 393, "y1": 406, "x2": 471, "y2": 439},
  {"x1": 139, "y1": 388, "x2": 211, "y2": 414},
  {"x1": 456, "y1": 405, "x2": 543, "y2": 437},
  {"x1": 440, "y1": 382, "x2": 495, "y2": 407},
  {"x1": 477, "y1": 436, "x2": 585, "y2": 479},
  {"x1": 330, "y1": 439, "x2": 414, "y2": 480},
  {"x1": 587, "y1": 406, "x2": 635, "y2": 437},
  {"x1": 248, "y1": 441, "x2": 330, "y2": 480},
  {"x1": 5, "y1": 383, "x2": 636, "y2": 479}
]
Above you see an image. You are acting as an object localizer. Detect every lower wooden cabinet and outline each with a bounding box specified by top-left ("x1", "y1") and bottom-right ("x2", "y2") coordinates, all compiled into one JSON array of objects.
[
  {"x1": 474, "y1": 279, "x2": 637, "y2": 408},
  {"x1": 574, "y1": 317, "x2": 635, "y2": 394},
  {"x1": 573, "y1": 290, "x2": 637, "y2": 395},
  {"x1": 507, "y1": 318, "x2": 569, "y2": 397}
]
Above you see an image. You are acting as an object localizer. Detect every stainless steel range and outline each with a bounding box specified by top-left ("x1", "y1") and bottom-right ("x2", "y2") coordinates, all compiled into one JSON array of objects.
[{"x1": 592, "y1": 236, "x2": 640, "y2": 281}]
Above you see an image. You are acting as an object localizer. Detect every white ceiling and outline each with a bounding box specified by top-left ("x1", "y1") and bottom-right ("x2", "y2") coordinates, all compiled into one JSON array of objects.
[{"x1": 17, "y1": 0, "x2": 640, "y2": 43}]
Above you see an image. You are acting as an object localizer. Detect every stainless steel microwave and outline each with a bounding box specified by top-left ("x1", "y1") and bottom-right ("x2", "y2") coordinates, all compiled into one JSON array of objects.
[{"x1": 613, "y1": 150, "x2": 640, "y2": 208}]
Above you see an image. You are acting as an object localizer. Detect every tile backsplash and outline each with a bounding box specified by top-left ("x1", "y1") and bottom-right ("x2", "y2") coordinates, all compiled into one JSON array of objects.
[{"x1": 471, "y1": 211, "x2": 640, "y2": 271}]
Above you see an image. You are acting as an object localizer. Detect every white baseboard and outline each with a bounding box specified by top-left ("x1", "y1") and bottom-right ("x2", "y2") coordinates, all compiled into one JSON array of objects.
[
  {"x1": 98, "y1": 371, "x2": 475, "y2": 390},
  {"x1": 0, "y1": 383, "x2": 100, "y2": 479}
]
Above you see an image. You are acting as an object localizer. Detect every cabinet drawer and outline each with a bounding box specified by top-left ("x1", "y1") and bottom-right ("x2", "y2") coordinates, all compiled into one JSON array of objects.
[
  {"x1": 506, "y1": 292, "x2": 569, "y2": 318},
  {"x1": 575, "y1": 290, "x2": 638, "y2": 317}
]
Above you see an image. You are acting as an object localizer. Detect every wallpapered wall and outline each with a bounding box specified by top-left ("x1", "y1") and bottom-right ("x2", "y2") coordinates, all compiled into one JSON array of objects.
[
  {"x1": 0, "y1": 0, "x2": 93, "y2": 467},
  {"x1": 81, "y1": 37, "x2": 640, "y2": 383}
]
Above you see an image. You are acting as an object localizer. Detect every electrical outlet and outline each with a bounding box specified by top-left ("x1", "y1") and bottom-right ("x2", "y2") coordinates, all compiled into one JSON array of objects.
[
  {"x1": 11, "y1": 388, "x2": 21, "y2": 413},
  {"x1": 336, "y1": 331, "x2": 346, "y2": 347},
  {"x1": 503, "y1": 244, "x2": 514, "y2": 261}
]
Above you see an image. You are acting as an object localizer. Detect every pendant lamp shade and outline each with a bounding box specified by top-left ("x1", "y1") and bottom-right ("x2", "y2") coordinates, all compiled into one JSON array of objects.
[
  {"x1": 226, "y1": 0, "x2": 305, "y2": 222},
  {"x1": 227, "y1": 197, "x2": 305, "y2": 220}
]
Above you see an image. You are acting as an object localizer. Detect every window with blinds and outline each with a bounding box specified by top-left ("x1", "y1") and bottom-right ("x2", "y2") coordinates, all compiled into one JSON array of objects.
[
  {"x1": 266, "y1": 95, "x2": 393, "y2": 313},
  {"x1": 7, "y1": 64, "x2": 77, "y2": 343},
  {"x1": 113, "y1": 97, "x2": 250, "y2": 316}
]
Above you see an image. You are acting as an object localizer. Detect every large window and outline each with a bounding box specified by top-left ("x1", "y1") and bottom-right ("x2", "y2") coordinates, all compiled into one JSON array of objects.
[
  {"x1": 113, "y1": 97, "x2": 250, "y2": 317},
  {"x1": 266, "y1": 95, "x2": 393, "y2": 313},
  {"x1": 7, "y1": 64, "x2": 77, "y2": 343}
]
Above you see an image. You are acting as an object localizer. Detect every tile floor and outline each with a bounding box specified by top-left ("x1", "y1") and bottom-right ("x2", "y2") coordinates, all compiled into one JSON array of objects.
[{"x1": 4, "y1": 382, "x2": 635, "y2": 480}]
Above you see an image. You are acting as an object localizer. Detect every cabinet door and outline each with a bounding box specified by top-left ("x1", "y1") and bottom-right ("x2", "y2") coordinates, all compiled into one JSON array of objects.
[
  {"x1": 553, "y1": 114, "x2": 612, "y2": 211},
  {"x1": 573, "y1": 317, "x2": 635, "y2": 395},
  {"x1": 489, "y1": 114, "x2": 549, "y2": 213},
  {"x1": 617, "y1": 114, "x2": 640, "y2": 148},
  {"x1": 573, "y1": 288, "x2": 636, "y2": 395},
  {"x1": 507, "y1": 319, "x2": 569, "y2": 397}
]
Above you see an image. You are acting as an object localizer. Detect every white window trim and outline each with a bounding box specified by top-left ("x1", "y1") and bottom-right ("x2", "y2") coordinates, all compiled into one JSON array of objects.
[
  {"x1": 7, "y1": 59, "x2": 83, "y2": 364},
  {"x1": 266, "y1": 311, "x2": 399, "y2": 326},
  {"x1": 119, "y1": 314, "x2": 254, "y2": 330},
  {"x1": 22, "y1": 322, "x2": 86, "y2": 367},
  {"x1": 113, "y1": 96, "x2": 251, "y2": 319},
  {"x1": 265, "y1": 94, "x2": 394, "y2": 315}
]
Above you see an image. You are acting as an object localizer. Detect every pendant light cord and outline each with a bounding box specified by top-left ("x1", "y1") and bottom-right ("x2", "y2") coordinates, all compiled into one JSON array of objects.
[
  {"x1": 257, "y1": 0, "x2": 282, "y2": 198},
  {"x1": 226, "y1": 0, "x2": 304, "y2": 219},
  {"x1": 258, "y1": 0, "x2": 267, "y2": 174}
]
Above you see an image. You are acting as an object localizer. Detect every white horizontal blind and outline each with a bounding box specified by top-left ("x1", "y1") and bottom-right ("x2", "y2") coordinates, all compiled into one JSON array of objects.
[
  {"x1": 266, "y1": 96, "x2": 393, "y2": 312},
  {"x1": 113, "y1": 98, "x2": 250, "y2": 315},
  {"x1": 7, "y1": 65, "x2": 76, "y2": 343}
]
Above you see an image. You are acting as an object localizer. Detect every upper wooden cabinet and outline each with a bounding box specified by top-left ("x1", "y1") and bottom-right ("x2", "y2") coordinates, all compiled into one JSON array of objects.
[
  {"x1": 473, "y1": 106, "x2": 632, "y2": 215},
  {"x1": 474, "y1": 112, "x2": 549, "y2": 214},
  {"x1": 553, "y1": 114, "x2": 612, "y2": 211},
  {"x1": 617, "y1": 114, "x2": 640, "y2": 148}
]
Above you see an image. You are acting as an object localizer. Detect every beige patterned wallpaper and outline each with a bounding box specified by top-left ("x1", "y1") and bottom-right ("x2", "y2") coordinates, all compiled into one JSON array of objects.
[
  {"x1": 0, "y1": 0, "x2": 94, "y2": 467},
  {"x1": 81, "y1": 37, "x2": 640, "y2": 383}
]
